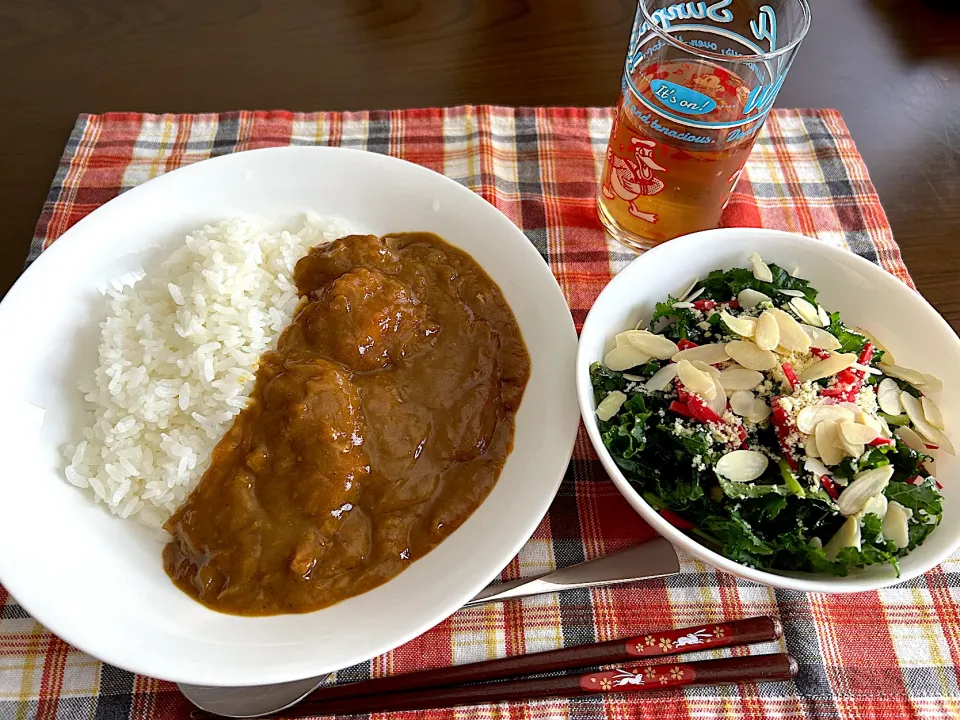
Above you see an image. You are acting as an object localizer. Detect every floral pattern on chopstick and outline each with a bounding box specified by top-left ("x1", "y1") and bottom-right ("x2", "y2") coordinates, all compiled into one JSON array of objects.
[
  {"x1": 627, "y1": 623, "x2": 733, "y2": 657},
  {"x1": 579, "y1": 665, "x2": 694, "y2": 693}
]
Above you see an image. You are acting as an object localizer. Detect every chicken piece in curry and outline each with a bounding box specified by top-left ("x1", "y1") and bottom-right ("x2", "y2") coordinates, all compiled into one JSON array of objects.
[{"x1": 162, "y1": 232, "x2": 531, "y2": 615}]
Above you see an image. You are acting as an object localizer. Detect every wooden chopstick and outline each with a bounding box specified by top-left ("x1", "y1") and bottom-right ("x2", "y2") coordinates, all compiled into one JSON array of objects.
[
  {"x1": 280, "y1": 654, "x2": 798, "y2": 717},
  {"x1": 188, "y1": 617, "x2": 784, "y2": 718},
  {"x1": 299, "y1": 616, "x2": 779, "y2": 704}
]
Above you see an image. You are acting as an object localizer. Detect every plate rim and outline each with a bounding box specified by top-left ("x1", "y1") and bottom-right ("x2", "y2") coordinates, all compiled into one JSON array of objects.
[{"x1": 0, "y1": 145, "x2": 581, "y2": 684}]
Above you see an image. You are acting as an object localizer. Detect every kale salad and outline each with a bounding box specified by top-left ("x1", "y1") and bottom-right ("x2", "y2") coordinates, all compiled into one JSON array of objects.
[{"x1": 591, "y1": 253, "x2": 953, "y2": 576}]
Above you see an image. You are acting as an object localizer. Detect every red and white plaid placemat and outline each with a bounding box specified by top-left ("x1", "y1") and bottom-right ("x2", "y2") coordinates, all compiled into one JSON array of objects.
[{"x1": 5, "y1": 107, "x2": 957, "y2": 720}]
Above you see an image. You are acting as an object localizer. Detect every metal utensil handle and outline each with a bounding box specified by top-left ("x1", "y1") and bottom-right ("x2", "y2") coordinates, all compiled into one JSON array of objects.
[{"x1": 465, "y1": 537, "x2": 679, "y2": 607}]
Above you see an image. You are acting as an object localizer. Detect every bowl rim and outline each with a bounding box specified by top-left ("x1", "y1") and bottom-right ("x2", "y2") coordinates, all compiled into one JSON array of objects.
[{"x1": 577, "y1": 227, "x2": 960, "y2": 594}]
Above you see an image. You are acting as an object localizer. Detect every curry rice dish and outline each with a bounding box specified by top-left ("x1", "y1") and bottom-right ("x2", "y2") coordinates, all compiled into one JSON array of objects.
[{"x1": 163, "y1": 232, "x2": 531, "y2": 615}]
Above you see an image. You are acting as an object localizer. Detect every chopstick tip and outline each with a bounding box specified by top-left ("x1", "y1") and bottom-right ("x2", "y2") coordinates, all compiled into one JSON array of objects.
[
  {"x1": 788, "y1": 655, "x2": 799, "y2": 679},
  {"x1": 771, "y1": 616, "x2": 783, "y2": 640}
]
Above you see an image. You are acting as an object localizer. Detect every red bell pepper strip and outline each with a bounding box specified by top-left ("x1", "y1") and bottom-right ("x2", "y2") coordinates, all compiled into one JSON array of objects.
[
  {"x1": 770, "y1": 396, "x2": 799, "y2": 470},
  {"x1": 669, "y1": 401, "x2": 694, "y2": 419},
  {"x1": 835, "y1": 368, "x2": 859, "y2": 386},
  {"x1": 736, "y1": 424, "x2": 748, "y2": 448},
  {"x1": 824, "y1": 344, "x2": 872, "y2": 403},
  {"x1": 811, "y1": 348, "x2": 832, "y2": 360},
  {"x1": 820, "y1": 387, "x2": 847, "y2": 399},
  {"x1": 675, "y1": 384, "x2": 723, "y2": 424},
  {"x1": 727, "y1": 298, "x2": 741, "y2": 309},
  {"x1": 692, "y1": 299, "x2": 716, "y2": 312},
  {"x1": 781, "y1": 362, "x2": 799, "y2": 391},
  {"x1": 659, "y1": 508, "x2": 695, "y2": 530},
  {"x1": 820, "y1": 475, "x2": 839, "y2": 500},
  {"x1": 868, "y1": 437, "x2": 895, "y2": 447},
  {"x1": 821, "y1": 367, "x2": 862, "y2": 403},
  {"x1": 677, "y1": 338, "x2": 698, "y2": 351}
]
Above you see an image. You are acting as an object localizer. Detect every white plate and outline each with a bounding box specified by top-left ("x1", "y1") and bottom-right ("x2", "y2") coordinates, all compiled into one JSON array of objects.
[
  {"x1": 0, "y1": 147, "x2": 580, "y2": 686},
  {"x1": 577, "y1": 228, "x2": 960, "y2": 593}
]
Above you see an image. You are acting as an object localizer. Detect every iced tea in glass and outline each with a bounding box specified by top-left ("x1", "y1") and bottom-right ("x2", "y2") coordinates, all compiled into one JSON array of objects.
[{"x1": 598, "y1": 0, "x2": 811, "y2": 249}]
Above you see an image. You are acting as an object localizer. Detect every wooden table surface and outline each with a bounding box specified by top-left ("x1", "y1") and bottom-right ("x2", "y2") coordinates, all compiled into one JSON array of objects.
[{"x1": 2, "y1": 0, "x2": 958, "y2": 329}]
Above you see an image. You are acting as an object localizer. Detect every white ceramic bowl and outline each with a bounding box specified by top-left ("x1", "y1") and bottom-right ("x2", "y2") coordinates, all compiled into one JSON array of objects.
[
  {"x1": 577, "y1": 227, "x2": 960, "y2": 593},
  {"x1": 0, "y1": 147, "x2": 580, "y2": 686}
]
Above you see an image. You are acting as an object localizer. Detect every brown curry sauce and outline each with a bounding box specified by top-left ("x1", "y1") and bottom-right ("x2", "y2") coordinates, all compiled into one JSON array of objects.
[{"x1": 162, "y1": 233, "x2": 531, "y2": 615}]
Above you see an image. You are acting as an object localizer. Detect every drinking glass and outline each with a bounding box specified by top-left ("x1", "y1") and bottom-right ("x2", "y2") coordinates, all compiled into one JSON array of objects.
[{"x1": 598, "y1": 0, "x2": 811, "y2": 249}]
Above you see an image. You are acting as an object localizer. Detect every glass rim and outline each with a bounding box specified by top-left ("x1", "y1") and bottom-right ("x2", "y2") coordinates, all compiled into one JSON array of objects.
[{"x1": 636, "y1": 0, "x2": 812, "y2": 64}]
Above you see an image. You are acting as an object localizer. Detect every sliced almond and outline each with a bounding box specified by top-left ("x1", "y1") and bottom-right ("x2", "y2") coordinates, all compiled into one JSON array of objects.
[
  {"x1": 877, "y1": 378, "x2": 903, "y2": 416},
  {"x1": 686, "y1": 287, "x2": 706, "y2": 304},
  {"x1": 737, "y1": 288, "x2": 772, "y2": 310},
  {"x1": 877, "y1": 414, "x2": 893, "y2": 438},
  {"x1": 836, "y1": 466, "x2": 894, "y2": 516},
  {"x1": 596, "y1": 391, "x2": 627, "y2": 422},
  {"x1": 856, "y1": 327, "x2": 893, "y2": 364},
  {"x1": 839, "y1": 421, "x2": 880, "y2": 446},
  {"x1": 604, "y1": 344, "x2": 651, "y2": 372},
  {"x1": 672, "y1": 301, "x2": 695, "y2": 309},
  {"x1": 747, "y1": 398, "x2": 772, "y2": 423},
  {"x1": 677, "y1": 359, "x2": 716, "y2": 399},
  {"x1": 692, "y1": 360, "x2": 722, "y2": 379},
  {"x1": 623, "y1": 373, "x2": 644, "y2": 382},
  {"x1": 895, "y1": 426, "x2": 927, "y2": 454},
  {"x1": 838, "y1": 433, "x2": 864, "y2": 460},
  {"x1": 730, "y1": 390, "x2": 756, "y2": 417},
  {"x1": 748, "y1": 252, "x2": 773, "y2": 283},
  {"x1": 901, "y1": 392, "x2": 955, "y2": 455},
  {"x1": 800, "y1": 324, "x2": 842, "y2": 351},
  {"x1": 858, "y1": 493, "x2": 888, "y2": 521},
  {"x1": 675, "y1": 278, "x2": 699, "y2": 302},
  {"x1": 672, "y1": 343, "x2": 730, "y2": 365},
  {"x1": 882, "y1": 502, "x2": 910, "y2": 549},
  {"x1": 643, "y1": 363, "x2": 679, "y2": 392},
  {"x1": 921, "y1": 396, "x2": 945, "y2": 430},
  {"x1": 921, "y1": 373, "x2": 943, "y2": 393},
  {"x1": 755, "y1": 311, "x2": 781, "y2": 351},
  {"x1": 706, "y1": 376, "x2": 727, "y2": 416},
  {"x1": 767, "y1": 308, "x2": 811, "y2": 353},
  {"x1": 779, "y1": 288, "x2": 806, "y2": 298},
  {"x1": 796, "y1": 404, "x2": 855, "y2": 434},
  {"x1": 861, "y1": 412, "x2": 888, "y2": 437},
  {"x1": 824, "y1": 516, "x2": 861, "y2": 560},
  {"x1": 725, "y1": 340, "x2": 778, "y2": 371},
  {"x1": 719, "y1": 310, "x2": 757, "y2": 338},
  {"x1": 804, "y1": 456, "x2": 830, "y2": 479},
  {"x1": 622, "y1": 331, "x2": 679, "y2": 360},
  {"x1": 797, "y1": 353, "x2": 858, "y2": 383},
  {"x1": 614, "y1": 330, "x2": 649, "y2": 348},
  {"x1": 805, "y1": 432, "x2": 821, "y2": 459},
  {"x1": 715, "y1": 449, "x2": 769, "y2": 483},
  {"x1": 817, "y1": 304, "x2": 831, "y2": 326},
  {"x1": 815, "y1": 420, "x2": 844, "y2": 466},
  {"x1": 791, "y1": 266, "x2": 801, "y2": 278},
  {"x1": 838, "y1": 401, "x2": 863, "y2": 418},
  {"x1": 718, "y1": 367, "x2": 764, "y2": 392},
  {"x1": 789, "y1": 297, "x2": 823, "y2": 327},
  {"x1": 878, "y1": 362, "x2": 926, "y2": 389}
]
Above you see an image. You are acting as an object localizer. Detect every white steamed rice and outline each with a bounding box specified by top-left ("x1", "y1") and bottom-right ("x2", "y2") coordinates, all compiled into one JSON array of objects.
[{"x1": 63, "y1": 213, "x2": 354, "y2": 530}]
